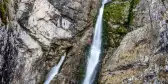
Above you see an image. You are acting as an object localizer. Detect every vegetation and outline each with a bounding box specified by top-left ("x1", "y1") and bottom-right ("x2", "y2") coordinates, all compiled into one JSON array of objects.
[
  {"x1": 126, "y1": 0, "x2": 140, "y2": 27},
  {"x1": 79, "y1": 0, "x2": 140, "y2": 83},
  {"x1": 103, "y1": 0, "x2": 140, "y2": 47},
  {"x1": 0, "y1": 0, "x2": 8, "y2": 25},
  {"x1": 103, "y1": 1, "x2": 129, "y2": 47},
  {"x1": 76, "y1": 45, "x2": 89, "y2": 84},
  {"x1": 104, "y1": 1, "x2": 130, "y2": 24}
]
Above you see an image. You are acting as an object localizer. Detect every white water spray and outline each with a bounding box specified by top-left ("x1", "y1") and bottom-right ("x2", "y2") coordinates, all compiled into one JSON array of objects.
[
  {"x1": 44, "y1": 53, "x2": 66, "y2": 84},
  {"x1": 83, "y1": 0, "x2": 108, "y2": 84}
]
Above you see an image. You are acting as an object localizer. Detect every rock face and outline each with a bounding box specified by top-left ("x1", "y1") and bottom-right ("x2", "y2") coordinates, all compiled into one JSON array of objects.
[
  {"x1": 1, "y1": 0, "x2": 168, "y2": 84},
  {"x1": 0, "y1": 0, "x2": 99, "y2": 84},
  {"x1": 100, "y1": 0, "x2": 168, "y2": 83}
]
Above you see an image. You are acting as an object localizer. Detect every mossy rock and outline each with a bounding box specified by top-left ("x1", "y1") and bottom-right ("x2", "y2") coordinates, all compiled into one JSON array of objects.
[
  {"x1": 103, "y1": 0, "x2": 140, "y2": 48},
  {"x1": 107, "y1": 25, "x2": 128, "y2": 47},
  {"x1": 104, "y1": 1, "x2": 130, "y2": 24},
  {"x1": 127, "y1": 0, "x2": 140, "y2": 26},
  {"x1": 103, "y1": 0, "x2": 130, "y2": 48},
  {"x1": 0, "y1": 0, "x2": 8, "y2": 25}
]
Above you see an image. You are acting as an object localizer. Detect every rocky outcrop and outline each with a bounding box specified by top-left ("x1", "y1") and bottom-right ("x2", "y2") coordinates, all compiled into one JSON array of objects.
[
  {"x1": 0, "y1": 0, "x2": 99, "y2": 84},
  {"x1": 1, "y1": 0, "x2": 168, "y2": 84},
  {"x1": 100, "y1": 0, "x2": 168, "y2": 83}
]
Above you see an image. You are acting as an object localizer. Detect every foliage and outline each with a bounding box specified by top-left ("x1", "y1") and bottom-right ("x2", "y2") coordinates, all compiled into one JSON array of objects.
[
  {"x1": 103, "y1": 0, "x2": 140, "y2": 47},
  {"x1": 104, "y1": 1, "x2": 130, "y2": 24},
  {"x1": 76, "y1": 45, "x2": 90, "y2": 84},
  {"x1": 126, "y1": 0, "x2": 140, "y2": 27},
  {"x1": 0, "y1": 0, "x2": 8, "y2": 25}
]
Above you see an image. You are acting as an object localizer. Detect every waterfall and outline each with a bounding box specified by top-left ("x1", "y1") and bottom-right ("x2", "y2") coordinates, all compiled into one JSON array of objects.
[
  {"x1": 44, "y1": 53, "x2": 66, "y2": 84},
  {"x1": 83, "y1": 0, "x2": 108, "y2": 84}
]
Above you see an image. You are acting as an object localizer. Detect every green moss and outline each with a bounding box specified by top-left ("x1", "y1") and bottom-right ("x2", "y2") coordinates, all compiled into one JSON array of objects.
[
  {"x1": 103, "y1": 0, "x2": 130, "y2": 47},
  {"x1": 103, "y1": 0, "x2": 140, "y2": 26},
  {"x1": 108, "y1": 25, "x2": 128, "y2": 47},
  {"x1": 38, "y1": 80, "x2": 45, "y2": 84},
  {"x1": 76, "y1": 61, "x2": 85, "y2": 84},
  {"x1": 126, "y1": 0, "x2": 140, "y2": 27},
  {"x1": 0, "y1": 0, "x2": 8, "y2": 25},
  {"x1": 104, "y1": 1, "x2": 130, "y2": 24},
  {"x1": 102, "y1": 19, "x2": 110, "y2": 48},
  {"x1": 103, "y1": 0, "x2": 140, "y2": 48},
  {"x1": 76, "y1": 45, "x2": 89, "y2": 84},
  {"x1": 134, "y1": 0, "x2": 140, "y2": 7}
]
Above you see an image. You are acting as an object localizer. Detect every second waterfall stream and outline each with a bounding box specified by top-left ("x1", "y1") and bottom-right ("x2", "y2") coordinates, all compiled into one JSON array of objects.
[{"x1": 83, "y1": 0, "x2": 108, "y2": 84}]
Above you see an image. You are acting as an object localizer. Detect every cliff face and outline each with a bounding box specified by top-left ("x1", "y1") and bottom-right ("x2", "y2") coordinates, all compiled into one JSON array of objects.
[
  {"x1": 0, "y1": 0, "x2": 99, "y2": 84},
  {"x1": 1, "y1": 0, "x2": 168, "y2": 84},
  {"x1": 100, "y1": 0, "x2": 168, "y2": 83}
]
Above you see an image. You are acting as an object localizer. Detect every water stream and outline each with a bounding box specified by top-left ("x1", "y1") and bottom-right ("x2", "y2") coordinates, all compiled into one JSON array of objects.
[
  {"x1": 44, "y1": 53, "x2": 66, "y2": 84},
  {"x1": 83, "y1": 0, "x2": 108, "y2": 84}
]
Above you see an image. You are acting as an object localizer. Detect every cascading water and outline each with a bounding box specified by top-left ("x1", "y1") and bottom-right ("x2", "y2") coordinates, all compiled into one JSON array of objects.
[
  {"x1": 83, "y1": 0, "x2": 108, "y2": 84},
  {"x1": 44, "y1": 53, "x2": 66, "y2": 84}
]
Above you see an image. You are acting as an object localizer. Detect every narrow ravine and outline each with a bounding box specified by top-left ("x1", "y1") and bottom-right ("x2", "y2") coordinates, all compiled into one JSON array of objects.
[
  {"x1": 44, "y1": 53, "x2": 66, "y2": 84},
  {"x1": 83, "y1": 0, "x2": 108, "y2": 84}
]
